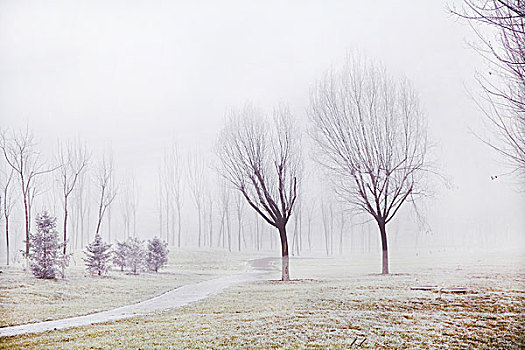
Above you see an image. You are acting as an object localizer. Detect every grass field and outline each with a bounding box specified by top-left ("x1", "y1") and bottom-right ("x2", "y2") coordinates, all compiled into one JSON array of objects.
[
  {"x1": 0, "y1": 248, "x2": 256, "y2": 328},
  {"x1": 1, "y1": 249, "x2": 523, "y2": 349}
]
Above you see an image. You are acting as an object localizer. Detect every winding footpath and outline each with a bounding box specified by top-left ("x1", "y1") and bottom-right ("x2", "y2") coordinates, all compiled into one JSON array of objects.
[{"x1": 0, "y1": 257, "x2": 276, "y2": 338}]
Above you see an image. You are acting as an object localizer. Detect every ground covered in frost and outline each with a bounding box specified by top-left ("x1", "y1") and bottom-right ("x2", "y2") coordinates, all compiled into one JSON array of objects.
[
  {"x1": 0, "y1": 249, "x2": 256, "y2": 327},
  {"x1": 1, "y1": 249, "x2": 524, "y2": 349}
]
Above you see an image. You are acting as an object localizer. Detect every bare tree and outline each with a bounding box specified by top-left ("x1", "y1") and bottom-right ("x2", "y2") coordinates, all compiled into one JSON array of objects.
[
  {"x1": 94, "y1": 153, "x2": 117, "y2": 238},
  {"x1": 217, "y1": 180, "x2": 232, "y2": 251},
  {"x1": 120, "y1": 174, "x2": 137, "y2": 240},
  {"x1": 187, "y1": 152, "x2": 206, "y2": 248},
  {"x1": 309, "y1": 56, "x2": 430, "y2": 274},
  {"x1": 321, "y1": 198, "x2": 334, "y2": 256},
  {"x1": 57, "y1": 140, "x2": 89, "y2": 254},
  {"x1": 0, "y1": 128, "x2": 58, "y2": 257},
  {"x1": 232, "y1": 191, "x2": 245, "y2": 251},
  {"x1": 1, "y1": 168, "x2": 17, "y2": 265},
  {"x1": 164, "y1": 144, "x2": 184, "y2": 247},
  {"x1": 72, "y1": 169, "x2": 90, "y2": 249},
  {"x1": 207, "y1": 193, "x2": 214, "y2": 248},
  {"x1": 217, "y1": 104, "x2": 300, "y2": 281},
  {"x1": 303, "y1": 196, "x2": 316, "y2": 251},
  {"x1": 452, "y1": 1, "x2": 525, "y2": 180}
]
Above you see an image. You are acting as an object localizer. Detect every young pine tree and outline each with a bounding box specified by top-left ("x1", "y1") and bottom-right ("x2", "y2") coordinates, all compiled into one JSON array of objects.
[
  {"x1": 113, "y1": 240, "x2": 129, "y2": 272},
  {"x1": 126, "y1": 237, "x2": 146, "y2": 274},
  {"x1": 84, "y1": 234, "x2": 112, "y2": 276},
  {"x1": 146, "y1": 237, "x2": 169, "y2": 272},
  {"x1": 27, "y1": 211, "x2": 69, "y2": 279}
]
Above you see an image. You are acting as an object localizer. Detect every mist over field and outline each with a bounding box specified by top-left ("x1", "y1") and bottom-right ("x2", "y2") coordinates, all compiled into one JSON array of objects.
[{"x1": 0, "y1": 1, "x2": 524, "y2": 349}]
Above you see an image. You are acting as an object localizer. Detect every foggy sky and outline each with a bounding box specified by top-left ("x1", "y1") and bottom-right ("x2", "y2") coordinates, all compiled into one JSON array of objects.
[{"x1": 0, "y1": 0, "x2": 523, "y2": 250}]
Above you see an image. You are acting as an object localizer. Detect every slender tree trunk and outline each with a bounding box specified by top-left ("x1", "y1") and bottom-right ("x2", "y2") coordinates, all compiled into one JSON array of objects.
[
  {"x1": 177, "y1": 203, "x2": 181, "y2": 248},
  {"x1": 378, "y1": 219, "x2": 389, "y2": 274},
  {"x1": 197, "y1": 205, "x2": 202, "y2": 247},
  {"x1": 226, "y1": 211, "x2": 231, "y2": 252},
  {"x1": 237, "y1": 213, "x2": 242, "y2": 251},
  {"x1": 5, "y1": 218, "x2": 9, "y2": 265},
  {"x1": 278, "y1": 225, "x2": 290, "y2": 281},
  {"x1": 307, "y1": 218, "x2": 312, "y2": 251},
  {"x1": 208, "y1": 205, "x2": 213, "y2": 247},
  {"x1": 23, "y1": 195, "x2": 29, "y2": 257},
  {"x1": 255, "y1": 214, "x2": 260, "y2": 251},
  {"x1": 63, "y1": 197, "x2": 68, "y2": 254},
  {"x1": 165, "y1": 198, "x2": 169, "y2": 245}
]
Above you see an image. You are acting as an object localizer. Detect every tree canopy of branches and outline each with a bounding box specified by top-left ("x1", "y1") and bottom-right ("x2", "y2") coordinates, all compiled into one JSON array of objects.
[
  {"x1": 217, "y1": 104, "x2": 300, "y2": 281},
  {"x1": 57, "y1": 140, "x2": 89, "y2": 254},
  {"x1": 0, "y1": 128, "x2": 57, "y2": 257},
  {"x1": 452, "y1": 1, "x2": 525, "y2": 180},
  {"x1": 309, "y1": 56, "x2": 429, "y2": 274},
  {"x1": 94, "y1": 153, "x2": 117, "y2": 237}
]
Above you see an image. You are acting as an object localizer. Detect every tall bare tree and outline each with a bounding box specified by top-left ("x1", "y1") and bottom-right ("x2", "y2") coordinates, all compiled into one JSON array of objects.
[
  {"x1": 217, "y1": 180, "x2": 232, "y2": 251},
  {"x1": 217, "y1": 104, "x2": 300, "y2": 281},
  {"x1": 232, "y1": 191, "x2": 245, "y2": 251},
  {"x1": 94, "y1": 153, "x2": 117, "y2": 237},
  {"x1": 120, "y1": 174, "x2": 137, "y2": 240},
  {"x1": 187, "y1": 152, "x2": 206, "y2": 248},
  {"x1": 57, "y1": 140, "x2": 89, "y2": 254},
  {"x1": 1, "y1": 168, "x2": 17, "y2": 265},
  {"x1": 72, "y1": 169, "x2": 90, "y2": 249},
  {"x1": 0, "y1": 128, "x2": 58, "y2": 257},
  {"x1": 163, "y1": 144, "x2": 184, "y2": 247},
  {"x1": 452, "y1": 1, "x2": 525, "y2": 180},
  {"x1": 309, "y1": 56, "x2": 430, "y2": 274},
  {"x1": 321, "y1": 198, "x2": 334, "y2": 256}
]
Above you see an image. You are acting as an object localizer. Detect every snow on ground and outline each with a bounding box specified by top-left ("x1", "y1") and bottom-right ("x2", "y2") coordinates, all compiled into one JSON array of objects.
[{"x1": 1, "y1": 249, "x2": 523, "y2": 349}]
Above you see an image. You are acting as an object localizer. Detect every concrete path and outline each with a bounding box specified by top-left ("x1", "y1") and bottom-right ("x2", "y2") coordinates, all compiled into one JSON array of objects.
[{"x1": 0, "y1": 257, "x2": 277, "y2": 337}]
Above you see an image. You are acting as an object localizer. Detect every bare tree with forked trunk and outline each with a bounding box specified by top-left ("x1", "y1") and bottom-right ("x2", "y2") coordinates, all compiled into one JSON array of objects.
[
  {"x1": 217, "y1": 104, "x2": 300, "y2": 281},
  {"x1": 94, "y1": 153, "x2": 117, "y2": 238},
  {"x1": 309, "y1": 56, "x2": 430, "y2": 274},
  {"x1": 0, "y1": 127, "x2": 58, "y2": 258},
  {"x1": 57, "y1": 140, "x2": 90, "y2": 254},
  {"x1": 451, "y1": 1, "x2": 525, "y2": 181}
]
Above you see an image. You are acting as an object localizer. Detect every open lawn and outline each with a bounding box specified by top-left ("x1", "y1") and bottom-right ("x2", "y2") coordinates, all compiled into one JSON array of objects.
[
  {"x1": 1, "y1": 249, "x2": 523, "y2": 349},
  {"x1": 0, "y1": 249, "x2": 257, "y2": 328}
]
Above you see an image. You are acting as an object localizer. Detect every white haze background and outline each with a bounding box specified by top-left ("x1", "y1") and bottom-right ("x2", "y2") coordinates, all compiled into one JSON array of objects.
[{"x1": 0, "y1": 0, "x2": 523, "y2": 258}]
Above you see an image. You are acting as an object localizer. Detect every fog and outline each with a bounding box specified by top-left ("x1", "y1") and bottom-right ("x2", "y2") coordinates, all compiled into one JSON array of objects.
[{"x1": 0, "y1": 0, "x2": 523, "y2": 261}]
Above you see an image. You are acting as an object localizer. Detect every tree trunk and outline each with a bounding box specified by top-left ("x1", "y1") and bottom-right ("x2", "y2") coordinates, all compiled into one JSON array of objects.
[
  {"x1": 63, "y1": 197, "x2": 68, "y2": 255},
  {"x1": 237, "y1": 214, "x2": 242, "y2": 252},
  {"x1": 5, "y1": 217, "x2": 9, "y2": 265},
  {"x1": 197, "y1": 205, "x2": 201, "y2": 248},
  {"x1": 23, "y1": 195, "x2": 29, "y2": 257},
  {"x1": 278, "y1": 225, "x2": 290, "y2": 281},
  {"x1": 177, "y1": 204, "x2": 181, "y2": 248},
  {"x1": 378, "y1": 219, "x2": 389, "y2": 274}
]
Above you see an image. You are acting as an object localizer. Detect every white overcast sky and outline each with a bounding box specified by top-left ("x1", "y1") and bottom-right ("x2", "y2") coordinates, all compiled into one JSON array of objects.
[{"x1": 0, "y1": 0, "x2": 523, "y2": 246}]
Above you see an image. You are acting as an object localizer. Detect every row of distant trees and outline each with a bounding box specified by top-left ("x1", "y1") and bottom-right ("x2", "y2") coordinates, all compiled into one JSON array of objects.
[
  {"x1": 0, "y1": 131, "x2": 116, "y2": 265},
  {"x1": 0, "y1": 56, "x2": 430, "y2": 281},
  {"x1": 0, "y1": 125, "x2": 388, "y2": 267},
  {"x1": 1, "y1": 1, "x2": 522, "y2": 281}
]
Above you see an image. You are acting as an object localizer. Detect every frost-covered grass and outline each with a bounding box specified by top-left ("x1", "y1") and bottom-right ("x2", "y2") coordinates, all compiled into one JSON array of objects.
[
  {"x1": 0, "y1": 248, "x2": 256, "y2": 327},
  {"x1": 2, "y1": 249, "x2": 523, "y2": 349}
]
